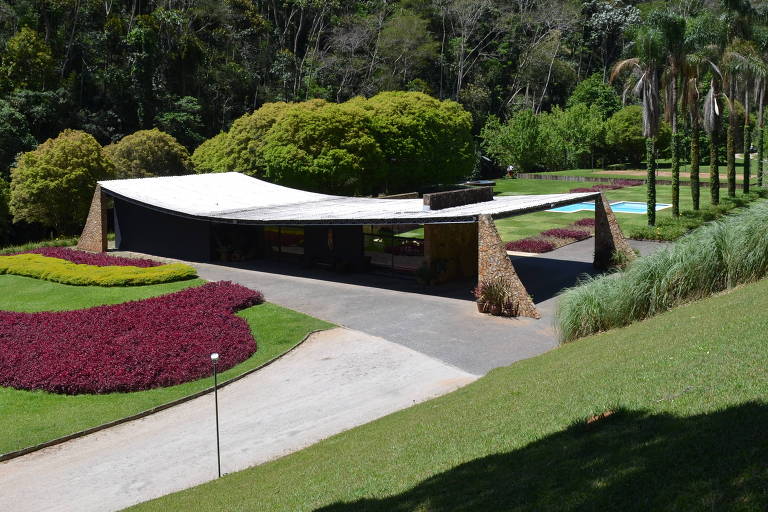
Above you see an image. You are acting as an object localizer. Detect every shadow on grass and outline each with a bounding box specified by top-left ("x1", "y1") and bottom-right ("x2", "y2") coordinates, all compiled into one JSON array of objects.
[{"x1": 316, "y1": 403, "x2": 768, "y2": 511}]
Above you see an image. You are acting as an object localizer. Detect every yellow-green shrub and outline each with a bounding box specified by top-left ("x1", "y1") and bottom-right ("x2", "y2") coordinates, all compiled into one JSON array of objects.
[{"x1": 0, "y1": 254, "x2": 197, "y2": 286}]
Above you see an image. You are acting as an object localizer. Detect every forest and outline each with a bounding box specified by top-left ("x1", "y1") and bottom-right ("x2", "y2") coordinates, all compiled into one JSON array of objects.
[{"x1": 3, "y1": 0, "x2": 768, "y2": 239}]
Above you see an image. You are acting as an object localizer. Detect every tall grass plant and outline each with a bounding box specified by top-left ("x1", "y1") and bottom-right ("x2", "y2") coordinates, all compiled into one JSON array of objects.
[{"x1": 557, "y1": 199, "x2": 768, "y2": 342}]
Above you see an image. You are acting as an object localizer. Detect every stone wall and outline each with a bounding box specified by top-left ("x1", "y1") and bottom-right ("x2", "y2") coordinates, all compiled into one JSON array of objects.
[
  {"x1": 593, "y1": 193, "x2": 636, "y2": 269},
  {"x1": 424, "y1": 222, "x2": 478, "y2": 283},
  {"x1": 423, "y1": 186, "x2": 493, "y2": 210},
  {"x1": 477, "y1": 214, "x2": 539, "y2": 319},
  {"x1": 76, "y1": 186, "x2": 107, "y2": 253}
]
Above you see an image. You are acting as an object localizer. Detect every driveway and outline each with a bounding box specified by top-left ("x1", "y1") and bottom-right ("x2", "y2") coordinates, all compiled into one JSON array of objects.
[
  {"x1": 186, "y1": 239, "x2": 665, "y2": 375},
  {"x1": 0, "y1": 328, "x2": 476, "y2": 512}
]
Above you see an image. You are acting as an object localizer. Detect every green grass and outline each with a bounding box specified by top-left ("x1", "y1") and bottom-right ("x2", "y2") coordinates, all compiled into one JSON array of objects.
[
  {"x1": 130, "y1": 276, "x2": 768, "y2": 511},
  {"x1": 535, "y1": 157, "x2": 752, "y2": 181},
  {"x1": 0, "y1": 278, "x2": 334, "y2": 455},
  {"x1": 0, "y1": 274, "x2": 204, "y2": 312}
]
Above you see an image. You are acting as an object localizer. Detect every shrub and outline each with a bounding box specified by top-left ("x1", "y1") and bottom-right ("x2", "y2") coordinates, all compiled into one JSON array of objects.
[
  {"x1": 18, "y1": 247, "x2": 161, "y2": 267},
  {"x1": 557, "y1": 200, "x2": 768, "y2": 342},
  {"x1": 0, "y1": 281, "x2": 264, "y2": 394},
  {"x1": 0, "y1": 253, "x2": 196, "y2": 285},
  {"x1": 605, "y1": 106, "x2": 671, "y2": 165},
  {"x1": 474, "y1": 277, "x2": 517, "y2": 317},
  {"x1": 574, "y1": 218, "x2": 596, "y2": 227},
  {"x1": 506, "y1": 239, "x2": 556, "y2": 253},
  {"x1": 9, "y1": 129, "x2": 115, "y2": 234},
  {"x1": 541, "y1": 228, "x2": 591, "y2": 241},
  {"x1": 103, "y1": 129, "x2": 193, "y2": 179}
]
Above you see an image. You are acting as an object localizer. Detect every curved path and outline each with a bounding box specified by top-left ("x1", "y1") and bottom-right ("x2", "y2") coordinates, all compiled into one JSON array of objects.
[{"x1": 0, "y1": 328, "x2": 476, "y2": 512}]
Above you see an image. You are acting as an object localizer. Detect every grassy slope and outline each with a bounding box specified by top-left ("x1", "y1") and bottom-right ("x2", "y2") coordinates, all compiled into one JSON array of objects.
[
  {"x1": 0, "y1": 277, "x2": 334, "y2": 455},
  {"x1": 130, "y1": 278, "x2": 768, "y2": 512}
]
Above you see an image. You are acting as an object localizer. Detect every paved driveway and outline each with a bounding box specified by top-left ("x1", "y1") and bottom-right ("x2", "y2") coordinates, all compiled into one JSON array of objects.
[
  {"x1": 188, "y1": 239, "x2": 665, "y2": 375},
  {"x1": 0, "y1": 328, "x2": 476, "y2": 512}
]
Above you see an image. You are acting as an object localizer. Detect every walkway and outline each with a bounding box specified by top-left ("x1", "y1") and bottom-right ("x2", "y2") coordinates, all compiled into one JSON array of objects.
[
  {"x1": 0, "y1": 328, "x2": 476, "y2": 512},
  {"x1": 188, "y1": 239, "x2": 665, "y2": 375}
]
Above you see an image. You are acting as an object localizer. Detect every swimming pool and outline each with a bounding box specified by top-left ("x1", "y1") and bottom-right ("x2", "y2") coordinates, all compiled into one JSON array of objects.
[{"x1": 547, "y1": 201, "x2": 672, "y2": 214}]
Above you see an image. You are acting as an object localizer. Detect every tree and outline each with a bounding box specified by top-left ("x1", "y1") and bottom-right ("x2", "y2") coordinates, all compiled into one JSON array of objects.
[
  {"x1": 9, "y1": 130, "x2": 115, "y2": 234},
  {"x1": 540, "y1": 104, "x2": 606, "y2": 170},
  {"x1": 0, "y1": 177, "x2": 10, "y2": 245},
  {"x1": 0, "y1": 99, "x2": 36, "y2": 179},
  {"x1": 566, "y1": 73, "x2": 621, "y2": 118},
  {"x1": 103, "y1": 129, "x2": 193, "y2": 179},
  {"x1": 651, "y1": 9, "x2": 687, "y2": 217},
  {"x1": 612, "y1": 27, "x2": 665, "y2": 226},
  {"x1": 1, "y1": 27, "x2": 56, "y2": 91},
  {"x1": 703, "y1": 78, "x2": 721, "y2": 205},
  {"x1": 481, "y1": 111, "x2": 541, "y2": 173},
  {"x1": 154, "y1": 97, "x2": 206, "y2": 151}
]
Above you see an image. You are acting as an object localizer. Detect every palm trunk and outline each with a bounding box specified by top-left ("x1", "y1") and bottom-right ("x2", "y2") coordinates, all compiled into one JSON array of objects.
[
  {"x1": 647, "y1": 137, "x2": 657, "y2": 226},
  {"x1": 710, "y1": 126, "x2": 720, "y2": 206},
  {"x1": 744, "y1": 87, "x2": 751, "y2": 194},
  {"x1": 744, "y1": 123, "x2": 751, "y2": 194},
  {"x1": 671, "y1": 88, "x2": 680, "y2": 217},
  {"x1": 727, "y1": 109, "x2": 736, "y2": 197},
  {"x1": 759, "y1": 122, "x2": 765, "y2": 187},
  {"x1": 691, "y1": 116, "x2": 700, "y2": 210}
]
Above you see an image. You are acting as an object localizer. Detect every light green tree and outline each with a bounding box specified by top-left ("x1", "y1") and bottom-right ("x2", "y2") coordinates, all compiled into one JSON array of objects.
[
  {"x1": 481, "y1": 110, "x2": 541, "y2": 173},
  {"x1": 1, "y1": 27, "x2": 56, "y2": 91},
  {"x1": 10, "y1": 130, "x2": 115, "y2": 234},
  {"x1": 104, "y1": 129, "x2": 193, "y2": 179}
]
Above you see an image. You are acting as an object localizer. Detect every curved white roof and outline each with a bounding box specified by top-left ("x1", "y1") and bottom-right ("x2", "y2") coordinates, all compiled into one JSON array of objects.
[{"x1": 99, "y1": 172, "x2": 599, "y2": 225}]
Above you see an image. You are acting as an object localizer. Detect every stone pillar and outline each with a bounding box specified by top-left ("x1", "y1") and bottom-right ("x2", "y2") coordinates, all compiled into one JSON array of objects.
[
  {"x1": 76, "y1": 185, "x2": 108, "y2": 253},
  {"x1": 477, "y1": 215, "x2": 539, "y2": 319},
  {"x1": 424, "y1": 222, "x2": 478, "y2": 283},
  {"x1": 594, "y1": 192, "x2": 636, "y2": 269}
]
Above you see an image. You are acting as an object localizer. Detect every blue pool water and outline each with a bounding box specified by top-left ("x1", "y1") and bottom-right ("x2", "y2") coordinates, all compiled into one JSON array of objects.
[{"x1": 547, "y1": 201, "x2": 672, "y2": 214}]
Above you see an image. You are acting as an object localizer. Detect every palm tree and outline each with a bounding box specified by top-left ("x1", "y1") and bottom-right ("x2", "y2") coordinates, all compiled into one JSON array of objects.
[
  {"x1": 683, "y1": 72, "x2": 702, "y2": 210},
  {"x1": 704, "y1": 77, "x2": 722, "y2": 205},
  {"x1": 722, "y1": 39, "x2": 767, "y2": 195},
  {"x1": 612, "y1": 27, "x2": 664, "y2": 226},
  {"x1": 653, "y1": 11, "x2": 687, "y2": 217}
]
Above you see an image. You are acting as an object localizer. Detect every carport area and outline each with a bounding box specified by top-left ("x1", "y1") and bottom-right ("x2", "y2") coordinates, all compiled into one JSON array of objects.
[{"x1": 79, "y1": 172, "x2": 636, "y2": 319}]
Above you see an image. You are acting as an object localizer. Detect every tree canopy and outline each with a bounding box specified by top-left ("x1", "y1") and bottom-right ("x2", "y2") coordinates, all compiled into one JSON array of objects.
[
  {"x1": 104, "y1": 129, "x2": 193, "y2": 179},
  {"x1": 9, "y1": 130, "x2": 115, "y2": 234}
]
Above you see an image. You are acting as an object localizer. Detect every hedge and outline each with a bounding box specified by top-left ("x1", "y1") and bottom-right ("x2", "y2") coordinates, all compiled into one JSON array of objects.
[{"x1": 0, "y1": 254, "x2": 197, "y2": 286}]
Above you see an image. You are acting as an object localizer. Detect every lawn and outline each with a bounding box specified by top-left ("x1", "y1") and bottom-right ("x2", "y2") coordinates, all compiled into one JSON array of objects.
[
  {"x1": 493, "y1": 178, "x2": 698, "y2": 241},
  {"x1": 0, "y1": 276, "x2": 334, "y2": 455},
  {"x1": 129, "y1": 277, "x2": 768, "y2": 511}
]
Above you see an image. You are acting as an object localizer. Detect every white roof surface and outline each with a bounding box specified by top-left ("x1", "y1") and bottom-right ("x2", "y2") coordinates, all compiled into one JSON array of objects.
[{"x1": 99, "y1": 172, "x2": 599, "y2": 224}]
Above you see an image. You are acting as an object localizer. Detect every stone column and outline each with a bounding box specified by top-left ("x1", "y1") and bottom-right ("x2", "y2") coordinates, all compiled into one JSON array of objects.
[
  {"x1": 76, "y1": 185, "x2": 108, "y2": 253},
  {"x1": 477, "y1": 214, "x2": 539, "y2": 319},
  {"x1": 594, "y1": 192, "x2": 636, "y2": 269},
  {"x1": 423, "y1": 222, "x2": 478, "y2": 283}
]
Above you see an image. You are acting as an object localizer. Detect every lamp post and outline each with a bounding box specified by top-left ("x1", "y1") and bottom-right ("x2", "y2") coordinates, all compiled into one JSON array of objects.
[{"x1": 211, "y1": 352, "x2": 221, "y2": 478}]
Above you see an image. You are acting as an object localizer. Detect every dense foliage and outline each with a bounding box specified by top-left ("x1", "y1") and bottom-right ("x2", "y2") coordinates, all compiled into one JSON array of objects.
[
  {"x1": 557, "y1": 200, "x2": 768, "y2": 342},
  {"x1": 0, "y1": 254, "x2": 196, "y2": 286},
  {"x1": 9, "y1": 130, "x2": 114, "y2": 234},
  {"x1": 0, "y1": 281, "x2": 263, "y2": 394},
  {"x1": 194, "y1": 92, "x2": 473, "y2": 194},
  {"x1": 104, "y1": 129, "x2": 193, "y2": 179}
]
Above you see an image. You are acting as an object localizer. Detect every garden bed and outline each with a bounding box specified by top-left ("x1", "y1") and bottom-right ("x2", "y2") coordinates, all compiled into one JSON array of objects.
[{"x1": 0, "y1": 282, "x2": 263, "y2": 394}]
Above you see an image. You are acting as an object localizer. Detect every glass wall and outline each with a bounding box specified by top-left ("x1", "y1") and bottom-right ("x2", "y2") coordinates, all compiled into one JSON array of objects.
[
  {"x1": 363, "y1": 225, "x2": 424, "y2": 272},
  {"x1": 265, "y1": 226, "x2": 305, "y2": 261}
]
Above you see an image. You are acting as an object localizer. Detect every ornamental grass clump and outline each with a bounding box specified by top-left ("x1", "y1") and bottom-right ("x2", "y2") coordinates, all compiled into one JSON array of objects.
[
  {"x1": 0, "y1": 253, "x2": 196, "y2": 285},
  {"x1": 557, "y1": 200, "x2": 768, "y2": 342},
  {"x1": 0, "y1": 281, "x2": 264, "y2": 394}
]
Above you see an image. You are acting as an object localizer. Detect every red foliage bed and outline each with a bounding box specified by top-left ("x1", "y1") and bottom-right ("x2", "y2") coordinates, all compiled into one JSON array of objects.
[
  {"x1": 0, "y1": 282, "x2": 264, "y2": 394},
  {"x1": 19, "y1": 247, "x2": 162, "y2": 267}
]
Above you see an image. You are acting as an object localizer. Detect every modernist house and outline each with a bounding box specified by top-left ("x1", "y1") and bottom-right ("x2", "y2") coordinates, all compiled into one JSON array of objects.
[{"x1": 78, "y1": 172, "x2": 634, "y2": 318}]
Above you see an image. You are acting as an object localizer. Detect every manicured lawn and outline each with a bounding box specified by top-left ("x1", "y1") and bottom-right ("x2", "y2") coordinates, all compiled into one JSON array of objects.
[
  {"x1": 0, "y1": 274, "x2": 204, "y2": 312},
  {"x1": 535, "y1": 157, "x2": 751, "y2": 182},
  {"x1": 0, "y1": 277, "x2": 334, "y2": 455},
  {"x1": 129, "y1": 276, "x2": 768, "y2": 511}
]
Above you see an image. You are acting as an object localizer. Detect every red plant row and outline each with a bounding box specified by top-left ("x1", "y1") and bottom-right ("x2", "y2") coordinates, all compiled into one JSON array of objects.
[
  {"x1": 541, "y1": 228, "x2": 591, "y2": 241},
  {"x1": 505, "y1": 239, "x2": 556, "y2": 253},
  {"x1": 19, "y1": 247, "x2": 162, "y2": 267},
  {"x1": 0, "y1": 282, "x2": 264, "y2": 394}
]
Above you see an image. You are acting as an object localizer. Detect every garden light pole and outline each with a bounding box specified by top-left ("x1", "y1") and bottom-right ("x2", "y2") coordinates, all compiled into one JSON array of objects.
[{"x1": 211, "y1": 352, "x2": 221, "y2": 478}]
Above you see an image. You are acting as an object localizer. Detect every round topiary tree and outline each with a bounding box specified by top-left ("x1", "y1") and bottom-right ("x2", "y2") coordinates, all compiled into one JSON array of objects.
[
  {"x1": 104, "y1": 128, "x2": 193, "y2": 179},
  {"x1": 10, "y1": 129, "x2": 115, "y2": 234}
]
